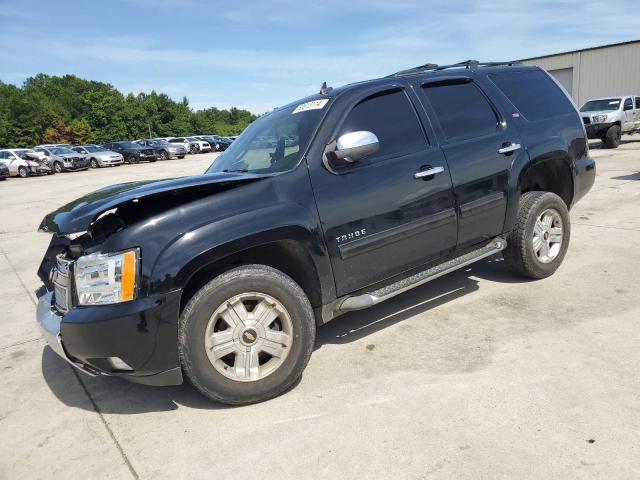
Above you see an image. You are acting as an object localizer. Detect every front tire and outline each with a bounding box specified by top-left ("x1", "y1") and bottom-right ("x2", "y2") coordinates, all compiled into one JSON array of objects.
[
  {"x1": 53, "y1": 161, "x2": 63, "y2": 173},
  {"x1": 18, "y1": 166, "x2": 29, "y2": 178},
  {"x1": 90, "y1": 158, "x2": 99, "y2": 168},
  {"x1": 159, "y1": 150, "x2": 169, "y2": 161},
  {"x1": 603, "y1": 125, "x2": 621, "y2": 149},
  {"x1": 503, "y1": 191, "x2": 570, "y2": 279},
  {"x1": 179, "y1": 265, "x2": 315, "y2": 405}
]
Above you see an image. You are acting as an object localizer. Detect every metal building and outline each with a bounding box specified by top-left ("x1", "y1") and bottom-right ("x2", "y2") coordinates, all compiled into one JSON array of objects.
[{"x1": 521, "y1": 40, "x2": 640, "y2": 108}]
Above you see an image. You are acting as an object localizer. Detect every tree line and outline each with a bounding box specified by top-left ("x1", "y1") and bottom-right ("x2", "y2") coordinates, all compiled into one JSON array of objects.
[{"x1": 0, "y1": 74, "x2": 258, "y2": 148}]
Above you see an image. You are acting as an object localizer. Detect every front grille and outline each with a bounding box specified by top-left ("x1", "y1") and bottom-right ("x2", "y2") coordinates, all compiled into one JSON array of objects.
[
  {"x1": 582, "y1": 117, "x2": 591, "y2": 125},
  {"x1": 53, "y1": 255, "x2": 73, "y2": 312}
]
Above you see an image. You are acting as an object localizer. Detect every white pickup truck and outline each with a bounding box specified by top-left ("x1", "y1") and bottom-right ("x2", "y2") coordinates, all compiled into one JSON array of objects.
[{"x1": 579, "y1": 96, "x2": 640, "y2": 148}]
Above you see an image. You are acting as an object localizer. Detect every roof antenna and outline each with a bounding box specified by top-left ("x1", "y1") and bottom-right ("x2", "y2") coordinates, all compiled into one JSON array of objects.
[{"x1": 320, "y1": 81, "x2": 333, "y2": 95}]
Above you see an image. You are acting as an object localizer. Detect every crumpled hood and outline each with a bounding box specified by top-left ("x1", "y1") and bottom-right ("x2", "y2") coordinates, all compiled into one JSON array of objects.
[{"x1": 39, "y1": 172, "x2": 266, "y2": 234}]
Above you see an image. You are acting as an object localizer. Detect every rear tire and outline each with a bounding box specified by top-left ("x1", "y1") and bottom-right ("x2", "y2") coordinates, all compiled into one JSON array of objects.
[
  {"x1": 503, "y1": 191, "x2": 570, "y2": 279},
  {"x1": 159, "y1": 150, "x2": 169, "y2": 161},
  {"x1": 603, "y1": 125, "x2": 621, "y2": 149},
  {"x1": 90, "y1": 158, "x2": 98, "y2": 168},
  {"x1": 179, "y1": 265, "x2": 315, "y2": 405}
]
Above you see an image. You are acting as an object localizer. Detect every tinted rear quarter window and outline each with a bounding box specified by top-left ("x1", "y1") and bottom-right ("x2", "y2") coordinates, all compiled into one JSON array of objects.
[
  {"x1": 422, "y1": 80, "x2": 499, "y2": 142},
  {"x1": 489, "y1": 69, "x2": 574, "y2": 121},
  {"x1": 339, "y1": 89, "x2": 426, "y2": 161}
]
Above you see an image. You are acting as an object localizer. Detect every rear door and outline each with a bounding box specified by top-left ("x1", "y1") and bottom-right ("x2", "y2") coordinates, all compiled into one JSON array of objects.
[
  {"x1": 634, "y1": 97, "x2": 640, "y2": 129},
  {"x1": 414, "y1": 76, "x2": 521, "y2": 249},
  {"x1": 309, "y1": 87, "x2": 457, "y2": 295}
]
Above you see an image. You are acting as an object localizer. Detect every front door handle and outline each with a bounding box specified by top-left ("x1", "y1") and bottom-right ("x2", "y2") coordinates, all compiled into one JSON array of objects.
[
  {"x1": 414, "y1": 166, "x2": 444, "y2": 179},
  {"x1": 497, "y1": 142, "x2": 521, "y2": 154}
]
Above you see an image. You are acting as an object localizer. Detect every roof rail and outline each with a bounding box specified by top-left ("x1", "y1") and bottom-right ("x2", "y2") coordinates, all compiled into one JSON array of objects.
[{"x1": 391, "y1": 60, "x2": 521, "y2": 77}]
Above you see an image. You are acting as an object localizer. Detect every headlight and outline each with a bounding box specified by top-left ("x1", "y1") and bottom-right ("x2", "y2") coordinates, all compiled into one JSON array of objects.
[
  {"x1": 74, "y1": 249, "x2": 138, "y2": 305},
  {"x1": 593, "y1": 114, "x2": 608, "y2": 123}
]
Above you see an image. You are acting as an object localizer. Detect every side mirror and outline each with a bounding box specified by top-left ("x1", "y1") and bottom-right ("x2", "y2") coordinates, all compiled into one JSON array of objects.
[
  {"x1": 332, "y1": 131, "x2": 379, "y2": 163},
  {"x1": 624, "y1": 102, "x2": 633, "y2": 111}
]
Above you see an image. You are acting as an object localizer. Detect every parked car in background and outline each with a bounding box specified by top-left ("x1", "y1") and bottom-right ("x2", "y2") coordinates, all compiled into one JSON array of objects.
[
  {"x1": 186, "y1": 136, "x2": 212, "y2": 154},
  {"x1": 0, "y1": 161, "x2": 9, "y2": 180},
  {"x1": 34, "y1": 146, "x2": 91, "y2": 173},
  {"x1": 0, "y1": 149, "x2": 54, "y2": 177},
  {"x1": 101, "y1": 142, "x2": 158, "y2": 163},
  {"x1": 72, "y1": 145, "x2": 124, "y2": 168},
  {"x1": 136, "y1": 139, "x2": 187, "y2": 160},
  {"x1": 198, "y1": 135, "x2": 230, "y2": 151},
  {"x1": 166, "y1": 137, "x2": 194, "y2": 154},
  {"x1": 580, "y1": 95, "x2": 640, "y2": 148}
]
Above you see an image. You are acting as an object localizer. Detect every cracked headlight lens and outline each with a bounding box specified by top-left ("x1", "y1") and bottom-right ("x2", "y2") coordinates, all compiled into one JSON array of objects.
[
  {"x1": 74, "y1": 249, "x2": 138, "y2": 305},
  {"x1": 593, "y1": 114, "x2": 608, "y2": 123}
]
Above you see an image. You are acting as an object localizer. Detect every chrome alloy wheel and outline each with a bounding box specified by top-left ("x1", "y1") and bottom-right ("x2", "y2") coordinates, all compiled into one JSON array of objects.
[
  {"x1": 204, "y1": 292, "x2": 293, "y2": 382},
  {"x1": 532, "y1": 208, "x2": 563, "y2": 264}
]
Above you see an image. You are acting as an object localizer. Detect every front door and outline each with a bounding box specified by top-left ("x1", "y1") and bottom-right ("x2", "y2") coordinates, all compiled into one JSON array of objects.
[
  {"x1": 415, "y1": 77, "x2": 522, "y2": 249},
  {"x1": 623, "y1": 97, "x2": 635, "y2": 131},
  {"x1": 308, "y1": 88, "x2": 457, "y2": 296}
]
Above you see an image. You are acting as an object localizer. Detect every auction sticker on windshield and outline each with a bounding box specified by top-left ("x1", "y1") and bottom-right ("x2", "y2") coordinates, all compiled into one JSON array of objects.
[{"x1": 292, "y1": 99, "x2": 329, "y2": 114}]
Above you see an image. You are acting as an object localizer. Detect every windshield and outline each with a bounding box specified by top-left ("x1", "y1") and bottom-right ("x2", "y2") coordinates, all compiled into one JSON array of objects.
[
  {"x1": 118, "y1": 142, "x2": 139, "y2": 149},
  {"x1": 151, "y1": 140, "x2": 170, "y2": 146},
  {"x1": 580, "y1": 99, "x2": 621, "y2": 112},
  {"x1": 51, "y1": 147, "x2": 76, "y2": 155},
  {"x1": 14, "y1": 149, "x2": 31, "y2": 156},
  {"x1": 207, "y1": 100, "x2": 328, "y2": 174},
  {"x1": 85, "y1": 145, "x2": 106, "y2": 152}
]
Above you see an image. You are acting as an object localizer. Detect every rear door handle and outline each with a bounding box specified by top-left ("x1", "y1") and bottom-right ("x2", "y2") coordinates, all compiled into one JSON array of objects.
[
  {"x1": 414, "y1": 166, "x2": 444, "y2": 179},
  {"x1": 497, "y1": 143, "x2": 521, "y2": 154}
]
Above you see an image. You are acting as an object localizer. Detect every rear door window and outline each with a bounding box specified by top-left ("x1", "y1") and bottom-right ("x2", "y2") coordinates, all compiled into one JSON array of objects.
[
  {"x1": 422, "y1": 80, "x2": 499, "y2": 142},
  {"x1": 636, "y1": 97, "x2": 640, "y2": 109},
  {"x1": 489, "y1": 69, "x2": 575, "y2": 121},
  {"x1": 338, "y1": 89, "x2": 427, "y2": 161}
]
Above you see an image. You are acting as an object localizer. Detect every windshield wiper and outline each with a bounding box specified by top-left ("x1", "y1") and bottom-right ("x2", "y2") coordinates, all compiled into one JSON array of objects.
[{"x1": 222, "y1": 169, "x2": 249, "y2": 173}]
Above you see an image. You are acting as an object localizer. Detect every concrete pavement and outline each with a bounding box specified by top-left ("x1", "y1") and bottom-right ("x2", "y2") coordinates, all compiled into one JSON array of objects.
[{"x1": 1, "y1": 140, "x2": 639, "y2": 479}]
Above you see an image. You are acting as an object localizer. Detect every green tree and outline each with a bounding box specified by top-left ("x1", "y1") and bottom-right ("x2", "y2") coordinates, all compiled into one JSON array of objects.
[{"x1": 0, "y1": 75, "x2": 257, "y2": 148}]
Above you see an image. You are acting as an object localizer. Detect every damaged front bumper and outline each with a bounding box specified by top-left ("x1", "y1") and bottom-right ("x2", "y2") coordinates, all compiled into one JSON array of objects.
[
  {"x1": 36, "y1": 290, "x2": 100, "y2": 376},
  {"x1": 36, "y1": 288, "x2": 183, "y2": 386}
]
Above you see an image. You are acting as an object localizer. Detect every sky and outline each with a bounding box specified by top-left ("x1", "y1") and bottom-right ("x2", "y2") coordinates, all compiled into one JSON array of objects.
[{"x1": 1, "y1": 0, "x2": 639, "y2": 114}]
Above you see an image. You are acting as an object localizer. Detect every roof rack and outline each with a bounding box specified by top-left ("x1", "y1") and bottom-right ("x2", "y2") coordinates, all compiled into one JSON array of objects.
[{"x1": 391, "y1": 60, "x2": 521, "y2": 77}]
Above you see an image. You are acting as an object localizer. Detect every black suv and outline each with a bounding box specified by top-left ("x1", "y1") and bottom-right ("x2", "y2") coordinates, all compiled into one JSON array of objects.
[
  {"x1": 101, "y1": 141, "x2": 158, "y2": 163},
  {"x1": 36, "y1": 62, "x2": 595, "y2": 405}
]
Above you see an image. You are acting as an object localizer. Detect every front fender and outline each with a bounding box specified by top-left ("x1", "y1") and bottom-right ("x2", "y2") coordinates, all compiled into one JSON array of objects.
[{"x1": 148, "y1": 202, "x2": 335, "y2": 304}]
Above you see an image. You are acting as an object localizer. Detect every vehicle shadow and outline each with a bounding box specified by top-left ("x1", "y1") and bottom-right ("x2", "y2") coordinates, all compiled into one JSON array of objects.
[
  {"x1": 589, "y1": 136, "x2": 640, "y2": 150},
  {"x1": 611, "y1": 172, "x2": 640, "y2": 181},
  {"x1": 41, "y1": 254, "x2": 527, "y2": 413},
  {"x1": 315, "y1": 254, "x2": 528, "y2": 347}
]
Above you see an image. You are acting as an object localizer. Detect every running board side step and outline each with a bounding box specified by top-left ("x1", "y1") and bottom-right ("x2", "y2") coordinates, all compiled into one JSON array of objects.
[{"x1": 338, "y1": 237, "x2": 507, "y2": 312}]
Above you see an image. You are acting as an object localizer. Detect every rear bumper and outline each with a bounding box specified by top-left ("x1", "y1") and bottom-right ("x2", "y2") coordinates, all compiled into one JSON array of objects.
[
  {"x1": 586, "y1": 122, "x2": 613, "y2": 139},
  {"x1": 36, "y1": 289, "x2": 183, "y2": 386}
]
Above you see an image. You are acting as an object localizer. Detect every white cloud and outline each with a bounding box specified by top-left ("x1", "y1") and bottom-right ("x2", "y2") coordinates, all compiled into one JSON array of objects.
[{"x1": 1, "y1": 0, "x2": 638, "y2": 112}]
